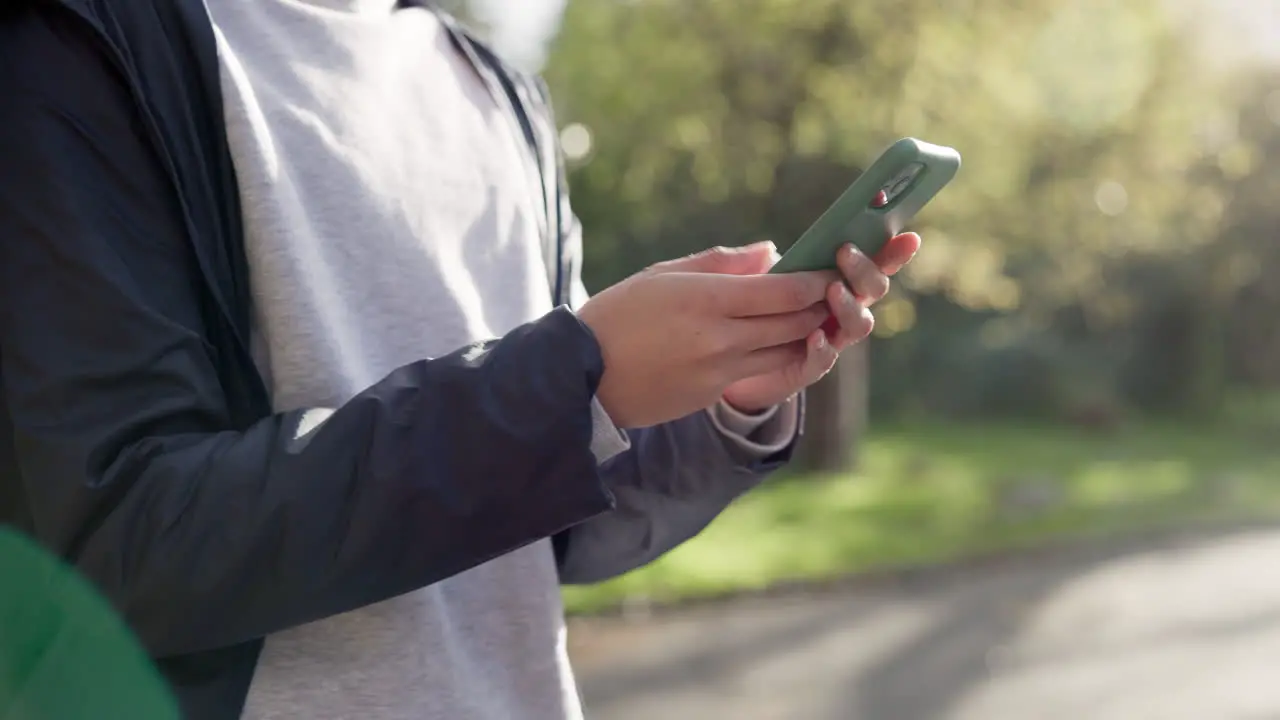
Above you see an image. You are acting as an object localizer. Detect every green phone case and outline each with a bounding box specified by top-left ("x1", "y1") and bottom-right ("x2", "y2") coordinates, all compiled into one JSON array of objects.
[{"x1": 769, "y1": 137, "x2": 960, "y2": 274}]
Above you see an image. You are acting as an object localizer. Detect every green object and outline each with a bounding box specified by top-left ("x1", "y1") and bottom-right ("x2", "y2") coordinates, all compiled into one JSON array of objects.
[
  {"x1": 0, "y1": 528, "x2": 179, "y2": 720},
  {"x1": 770, "y1": 137, "x2": 961, "y2": 273}
]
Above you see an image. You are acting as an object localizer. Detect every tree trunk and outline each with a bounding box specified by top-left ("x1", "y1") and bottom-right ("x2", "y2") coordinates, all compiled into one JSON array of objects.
[{"x1": 794, "y1": 341, "x2": 869, "y2": 474}]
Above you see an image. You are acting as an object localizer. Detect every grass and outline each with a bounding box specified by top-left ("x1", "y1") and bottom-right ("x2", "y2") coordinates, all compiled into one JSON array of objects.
[{"x1": 561, "y1": 421, "x2": 1280, "y2": 615}]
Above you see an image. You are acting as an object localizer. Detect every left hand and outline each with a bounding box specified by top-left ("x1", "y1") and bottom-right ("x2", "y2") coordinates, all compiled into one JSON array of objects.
[{"x1": 721, "y1": 232, "x2": 922, "y2": 413}]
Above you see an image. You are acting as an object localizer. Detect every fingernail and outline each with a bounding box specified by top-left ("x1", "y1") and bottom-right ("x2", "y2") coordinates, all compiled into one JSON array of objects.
[{"x1": 815, "y1": 332, "x2": 827, "y2": 350}]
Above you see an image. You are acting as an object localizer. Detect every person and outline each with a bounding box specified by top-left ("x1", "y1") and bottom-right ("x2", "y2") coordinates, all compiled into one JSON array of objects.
[{"x1": 0, "y1": 2, "x2": 921, "y2": 719}]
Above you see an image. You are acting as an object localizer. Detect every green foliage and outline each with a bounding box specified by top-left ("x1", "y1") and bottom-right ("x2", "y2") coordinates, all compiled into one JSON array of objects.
[
  {"x1": 548, "y1": 0, "x2": 1223, "y2": 303},
  {"x1": 563, "y1": 421, "x2": 1280, "y2": 614},
  {"x1": 543, "y1": 0, "x2": 1280, "y2": 420}
]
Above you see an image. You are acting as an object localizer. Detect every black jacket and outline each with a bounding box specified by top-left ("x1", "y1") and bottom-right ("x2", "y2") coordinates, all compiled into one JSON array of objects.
[{"x1": 0, "y1": 1, "x2": 800, "y2": 718}]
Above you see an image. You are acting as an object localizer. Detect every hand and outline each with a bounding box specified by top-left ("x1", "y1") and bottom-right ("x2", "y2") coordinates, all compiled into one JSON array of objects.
[
  {"x1": 721, "y1": 233, "x2": 922, "y2": 413},
  {"x1": 576, "y1": 243, "x2": 838, "y2": 429}
]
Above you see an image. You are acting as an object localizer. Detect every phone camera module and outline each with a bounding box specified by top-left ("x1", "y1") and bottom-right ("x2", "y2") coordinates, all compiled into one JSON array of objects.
[{"x1": 873, "y1": 162, "x2": 925, "y2": 209}]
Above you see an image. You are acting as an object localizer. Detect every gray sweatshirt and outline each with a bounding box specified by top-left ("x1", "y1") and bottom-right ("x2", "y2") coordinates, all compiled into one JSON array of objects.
[{"x1": 205, "y1": 1, "x2": 798, "y2": 718}]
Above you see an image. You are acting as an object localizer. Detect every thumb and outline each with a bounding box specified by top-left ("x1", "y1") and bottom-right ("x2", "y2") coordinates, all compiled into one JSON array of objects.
[{"x1": 655, "y1": 241, "x2": 779, "y2": 276}]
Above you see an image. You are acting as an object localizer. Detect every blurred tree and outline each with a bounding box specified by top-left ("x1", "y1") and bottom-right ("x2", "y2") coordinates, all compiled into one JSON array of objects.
[
  {"x1": 543, "y1": 0, "x2": 1238, "y2": 468},
  {"x1": 1213, "y1": 72, "x2": 1280, "y2": 397}
]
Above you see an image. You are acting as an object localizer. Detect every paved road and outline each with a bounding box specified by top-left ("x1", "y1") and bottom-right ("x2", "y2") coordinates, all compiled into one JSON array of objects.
[{"x1": 568, "y1": 527, "x2": 1280, "y2": 720}]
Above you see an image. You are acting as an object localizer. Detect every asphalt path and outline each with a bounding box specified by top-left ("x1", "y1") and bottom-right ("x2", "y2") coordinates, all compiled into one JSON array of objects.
[{"x1": 569, "y1": 526, "x2": 1280, "y2": 720}]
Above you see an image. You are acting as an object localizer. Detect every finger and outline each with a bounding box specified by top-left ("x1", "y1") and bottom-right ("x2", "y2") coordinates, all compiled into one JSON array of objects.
[
  {"x1": 836, "y1": 244, "x2": 890, "y2": 304},
  {"x1": 731, "y1": 338, "x2": 811, "y2": 380},
  {"x1": 654, "y1": 241, "x2": 777, "y2": 276},
  {"x1": 715, "y1": 270, "x2": 837, "y2": 318},
  {"x1": 871, "y1": 232, "x2": 921, "y2": 275},
  {"x1": 730, "y1": 302, "x2": 829, "y2": 350},
  {"x1": 820, "y1": 314, "x2": 841, "y2": 339},
  {"x1": 748, "y1": 329, "x2": 840, "y2": 389},
  {"x1": 797, "y1": 328, "x2": 841, "y2": 384},
  {"x1": 825, "y1": 281, "x2": 875, "y2": 349}
]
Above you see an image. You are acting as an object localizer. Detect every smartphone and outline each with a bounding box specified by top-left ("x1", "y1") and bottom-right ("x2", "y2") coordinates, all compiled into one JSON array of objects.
[{"x1": 769, "y1": 137, "x2": 960, "y2": 274}]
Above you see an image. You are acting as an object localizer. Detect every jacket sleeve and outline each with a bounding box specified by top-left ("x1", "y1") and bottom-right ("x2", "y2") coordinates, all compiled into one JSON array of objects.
[
  {"x1": 526, "y1": 75, "x2": 805, "y2": 585},
  {"x1": 0, "y1": 10, "x2": 613, "y2": 657},
  {"x1": 553, "y1": 238, "x2": 804, "y2": 584},
  {"x1": 534, "y1": 74, "x2": 805, "y2": 580}
]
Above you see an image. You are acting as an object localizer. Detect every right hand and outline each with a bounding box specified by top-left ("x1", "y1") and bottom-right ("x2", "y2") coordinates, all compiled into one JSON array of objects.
[{"x1": 576, "y1": 242, "x2": 836, "y2": 428}]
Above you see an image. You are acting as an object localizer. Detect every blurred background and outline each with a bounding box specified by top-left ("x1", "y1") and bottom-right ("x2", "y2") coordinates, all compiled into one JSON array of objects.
[{"x1": 444, "y1": 0, "x2": 1280, "y2": 718}]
